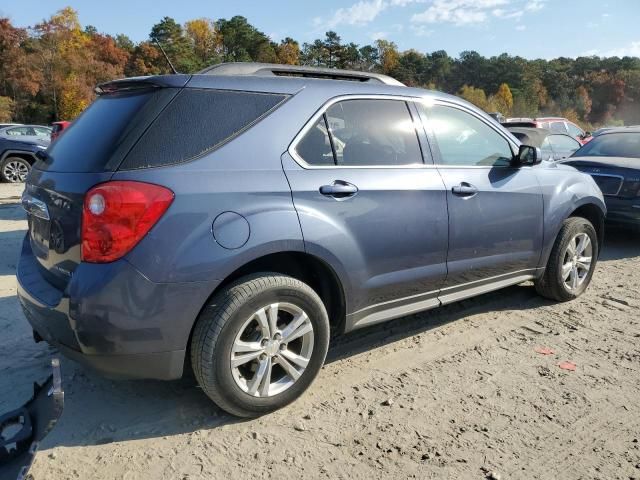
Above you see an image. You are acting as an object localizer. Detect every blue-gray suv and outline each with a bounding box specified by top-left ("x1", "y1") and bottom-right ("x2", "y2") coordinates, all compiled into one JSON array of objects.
[{"x1": 17, "y1": 63, "x2": 606, "y2": 417}]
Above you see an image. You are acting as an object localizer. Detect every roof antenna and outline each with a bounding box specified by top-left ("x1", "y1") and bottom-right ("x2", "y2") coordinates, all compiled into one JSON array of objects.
[{"x1": 152, "y1": 37, "x2": 178, "y2": 74}]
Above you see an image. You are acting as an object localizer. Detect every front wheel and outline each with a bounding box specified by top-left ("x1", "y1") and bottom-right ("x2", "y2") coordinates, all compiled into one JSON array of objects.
[
  {"x1": 190, "y1": 273, "x2": 330, "y2": 417},
  {"x1": 1, "y1": 156, "x2": 31, "y2": 183},
  {"x1": 535, "y1": 217, "x2": 598, "y2": 301}
]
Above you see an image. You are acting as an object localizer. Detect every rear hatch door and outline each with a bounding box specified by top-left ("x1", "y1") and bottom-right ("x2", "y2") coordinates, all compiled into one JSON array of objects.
[{"x1": 24, "y1": 78, "x2": 185, "y2": 289}]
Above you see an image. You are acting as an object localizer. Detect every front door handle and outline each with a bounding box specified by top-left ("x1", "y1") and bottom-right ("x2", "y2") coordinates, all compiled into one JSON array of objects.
[
  {"x1": 451, "y1": 182, "x2": 478, "y2": 197},
  {"x1": 319, "y1": 180, "x2": 358, "y2": 199}
]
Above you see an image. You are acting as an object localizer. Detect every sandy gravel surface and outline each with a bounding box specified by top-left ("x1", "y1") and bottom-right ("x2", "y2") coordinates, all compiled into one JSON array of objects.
[{"x1": 1, "y1": 182, "x2": 639, "y2": 480}]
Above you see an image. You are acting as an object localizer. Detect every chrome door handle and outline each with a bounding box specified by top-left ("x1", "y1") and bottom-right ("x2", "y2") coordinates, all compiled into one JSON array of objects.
[
  {"x1": 451, "y1": 182, "x2": 478, "y2": 197},
  {"x1": 319, "y1": 181, "x2": 358, "y2": 199}
]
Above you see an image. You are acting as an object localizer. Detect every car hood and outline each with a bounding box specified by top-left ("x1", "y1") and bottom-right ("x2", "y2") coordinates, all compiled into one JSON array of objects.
[{"x1": 563, "y1": 156, "x2": 640, "y2": 170}]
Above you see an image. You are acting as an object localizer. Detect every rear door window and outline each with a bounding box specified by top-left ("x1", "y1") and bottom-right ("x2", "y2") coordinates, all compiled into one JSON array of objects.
[
  {"x1": 295, "y1": 116, "x2": 335, "y2": 166},
  {"x1": 34, "y1": 127, "x2": 51, "y2": 137},
  {"x1": 324, "y1": 99, "x2": 422, "y2": 167}
]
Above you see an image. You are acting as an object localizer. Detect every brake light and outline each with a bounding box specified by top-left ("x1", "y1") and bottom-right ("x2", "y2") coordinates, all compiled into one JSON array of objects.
[{"x1": 81, "y1": 181, "x2": 174, "y2": 263}]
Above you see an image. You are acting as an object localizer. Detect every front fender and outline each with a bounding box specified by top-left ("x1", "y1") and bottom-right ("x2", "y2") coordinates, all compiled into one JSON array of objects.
[
  {"x1": 0, "y1": 148, "x2": 39, "y2": 164},
  {"x1": 536, "y1": 163, "x2": 606, "y2": 268}
]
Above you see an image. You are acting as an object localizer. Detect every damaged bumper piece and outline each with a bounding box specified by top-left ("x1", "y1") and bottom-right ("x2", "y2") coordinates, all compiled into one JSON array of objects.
[{"x1": 0, "y1": 359, "x2": 64, "y2": 480}]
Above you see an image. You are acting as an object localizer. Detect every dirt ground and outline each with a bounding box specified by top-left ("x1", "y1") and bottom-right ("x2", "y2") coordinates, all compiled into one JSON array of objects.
[{"x1": 1, "y1": 182, "x2": 639, "y2": 480}]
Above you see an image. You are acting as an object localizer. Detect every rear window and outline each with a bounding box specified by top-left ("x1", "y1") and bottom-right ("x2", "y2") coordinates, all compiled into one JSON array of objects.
[
  {"x1": 573, "y1": 132, "x2": 640, "y2": 159},
  {"x1": 41, "y1": 88, "x2": 179, "y2": 172},
  {"x1": 549, "y1": 121, "x2": 568, "y2": 134},
  {"x1": 120, "y1": 89, "x2": 288, "y2": 170}
]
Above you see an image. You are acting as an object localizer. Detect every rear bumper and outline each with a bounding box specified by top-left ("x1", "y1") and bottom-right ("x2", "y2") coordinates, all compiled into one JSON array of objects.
[
  {"x1": 53, "y1": 343, "x2": 185, "y2": 380},
  {"x1": 604, "y1": 197, "x2": 640, "y2": 225},
  {"x1": 17, "y1": 235, "x2": 218, "y2": 380}
]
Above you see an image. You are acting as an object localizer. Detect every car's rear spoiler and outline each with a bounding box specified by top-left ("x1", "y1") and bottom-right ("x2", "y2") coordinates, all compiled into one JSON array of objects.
[{"x1": 96, "y1": 74, "x2": 192, "y2": 94}]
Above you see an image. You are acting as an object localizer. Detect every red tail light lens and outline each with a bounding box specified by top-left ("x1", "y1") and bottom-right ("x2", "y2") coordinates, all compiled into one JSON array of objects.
[{"x1": 82, "y1": 181, "x2": 174, "y2": 263}]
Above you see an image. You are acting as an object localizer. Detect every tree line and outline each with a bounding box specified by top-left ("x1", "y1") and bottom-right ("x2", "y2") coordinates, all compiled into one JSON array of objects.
[{"x1": 1, "y1": 7, "x2": 639, "y2": 129}]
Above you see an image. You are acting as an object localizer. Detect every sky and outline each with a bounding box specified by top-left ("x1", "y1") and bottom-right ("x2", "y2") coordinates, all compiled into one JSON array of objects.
[{"x1": 2, "y1": 0, "x2": 640, "y2": 60}]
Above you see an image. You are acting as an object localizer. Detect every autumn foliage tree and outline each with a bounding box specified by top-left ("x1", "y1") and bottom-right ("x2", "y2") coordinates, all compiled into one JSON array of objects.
[
  {"x1": 1, "y1": 8, "x2": 639, "y2": 127},
  {"x1": 492, "y1": 83, "x2": 514, "y2": 116}
]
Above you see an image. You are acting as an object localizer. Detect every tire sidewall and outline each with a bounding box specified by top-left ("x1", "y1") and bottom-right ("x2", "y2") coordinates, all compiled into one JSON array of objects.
[
  {"x1": 210, "y1": 282, "x2": 329, "y2": 414},
  {"x1": 554, "y1": 219, "x2": 598, "y2": 298}
]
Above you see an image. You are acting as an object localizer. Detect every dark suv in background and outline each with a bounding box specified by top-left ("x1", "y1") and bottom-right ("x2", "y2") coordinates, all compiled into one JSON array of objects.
[{"x1": 18, "y1": 63, "x2": 605, "y2": 417}]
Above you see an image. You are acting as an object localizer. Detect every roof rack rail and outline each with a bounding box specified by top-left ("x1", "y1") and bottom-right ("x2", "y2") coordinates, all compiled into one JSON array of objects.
[{"x1": 197, "y1": 62, "x2": 405, "y2": 86}]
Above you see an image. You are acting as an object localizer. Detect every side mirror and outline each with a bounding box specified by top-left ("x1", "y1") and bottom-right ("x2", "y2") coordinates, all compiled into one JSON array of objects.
[{"x1": 515, "y1": 144, "x2": 542, "y2": 166}]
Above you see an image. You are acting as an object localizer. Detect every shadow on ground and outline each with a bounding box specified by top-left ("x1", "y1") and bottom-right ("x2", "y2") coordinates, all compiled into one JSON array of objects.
[
  {"x1": 0, "y1": 221, "x2": 638, "y2": 451},
  {"x1": 0, "y1": 203, "x2": 25, "y2": 221}
]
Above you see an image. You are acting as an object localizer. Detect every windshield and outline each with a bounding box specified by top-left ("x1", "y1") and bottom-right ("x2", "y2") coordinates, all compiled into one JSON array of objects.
[{"x1": 572, "y1": 132, "x2": 640, "y2": 159}]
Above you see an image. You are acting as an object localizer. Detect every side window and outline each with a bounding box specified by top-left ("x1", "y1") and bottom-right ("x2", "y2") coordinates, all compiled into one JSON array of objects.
[
  {"x1": 34, "y1": 127, "x2": 51, "y2": 137},
  {"x1": 566, "y1": 123, "x2": 583, "y2": 138},
  {"x1": 421, "y1": 104, "x2": 513, "y2": 167},
  {"x1": 550, "y1": 135, "x2": 580, "y2": 154},
  {"x1": 296, "y1": 115, "x2": 335, "y2": 166},
  {"x1": 549, "y1": 121, "x2": 568, "y2": 134},
  {"x1": 7, "y1": 127, "x2": 28, "y2": 136},
  {"x1": 540, "y1": 137, "x2": 554, "y2": 160},
  {"x1": 324, "y1": 99, "x2": 423, "y2": 167}
]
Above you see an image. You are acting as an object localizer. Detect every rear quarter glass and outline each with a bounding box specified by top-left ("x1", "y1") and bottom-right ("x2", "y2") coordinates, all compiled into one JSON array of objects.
[
  {"x1": 119, "y1": 89, "x2": 288, "y2": 170},
  {"x1": 39, "y1": 88, "x2": 179, "y2": 173}
]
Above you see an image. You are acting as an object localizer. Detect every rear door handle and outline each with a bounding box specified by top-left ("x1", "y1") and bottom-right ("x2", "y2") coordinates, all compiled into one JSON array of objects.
[
  {"x1": 319, "y1": 181, "x2": 358, "y2": 199},
  {"x1": 451, "y1": 182, "x2": 478, "y2": 197}
]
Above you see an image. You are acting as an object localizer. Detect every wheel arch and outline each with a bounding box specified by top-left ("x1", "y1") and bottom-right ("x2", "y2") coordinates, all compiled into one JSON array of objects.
[
  {"x1": 0, "y1": 149, "x2": 38, "y2": 165},
  {"x1": 569, "y1": 202, "x2": 605, "y2": 257},
  {"x1": 185, "y1": 250, "x2": 347, "y2": 371}
]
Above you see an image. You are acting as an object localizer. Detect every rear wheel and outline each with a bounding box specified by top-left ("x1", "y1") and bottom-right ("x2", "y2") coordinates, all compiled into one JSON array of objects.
[
  {"x1": 535, "y1": 217, "x2": 598, "y2": 301},
  {"x1": 1, "y1": 156, "x2": 31, "y2": 183},
  {"x1": 190, "y1": 273, "x2": 330, "y2": 417}
]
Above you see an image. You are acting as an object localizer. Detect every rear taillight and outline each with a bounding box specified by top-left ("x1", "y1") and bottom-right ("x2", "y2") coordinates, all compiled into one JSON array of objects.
[{"x1": 81, "y1": 181, "x2": 174, "y2": 263}]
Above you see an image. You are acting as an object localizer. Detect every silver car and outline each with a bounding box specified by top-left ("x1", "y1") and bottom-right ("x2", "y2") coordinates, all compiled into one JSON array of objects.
[{"x1": 0, "y1": 125, "x2": 52, "y2": 146}]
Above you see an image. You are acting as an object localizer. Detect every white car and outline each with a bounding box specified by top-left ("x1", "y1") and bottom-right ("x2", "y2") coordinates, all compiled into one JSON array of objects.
[{"x1": 0, "y1": 125, "x2": 51, "y2": 146}]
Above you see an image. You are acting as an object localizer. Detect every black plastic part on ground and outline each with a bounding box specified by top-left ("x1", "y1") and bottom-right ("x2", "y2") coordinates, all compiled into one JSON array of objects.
[{"x1": 0, "y1": 359, "x2": 64, "y2": 480}]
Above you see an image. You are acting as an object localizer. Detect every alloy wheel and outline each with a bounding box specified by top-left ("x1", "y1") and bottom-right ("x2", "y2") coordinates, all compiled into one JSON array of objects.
[
  {"x1": 3, "y1": 160, "x2": 29, "y2": 182},
  {"x1": 562, "y1": 232, "x2": 593, "y2": 291},
  {"x1": 231, "y1": 302, "x2": 314, "y2": 398}
]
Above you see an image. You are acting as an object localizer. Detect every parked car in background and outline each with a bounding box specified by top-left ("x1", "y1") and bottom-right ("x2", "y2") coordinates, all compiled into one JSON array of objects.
[
  {"x1": 504, "y1": 117, "x2": 591, "y2": 144},
  {"x1": 563, "y1": 128, "x2": 640, "y2": 228},
  {"x1": 506, "y1": 127, "x2": 581, "y2": 161},
  {"x1": 0, "y1": 125, "x2": 51, "y2": 147},
  {"x1": 592, "y1": 125, "x2": 640, "y2": 137},
  {"x1": 0, "y1": 137, "x2": 46, "y2": 182},
  {"x1": 50, "y1": 121, "x2": 71, "y2": 141},
  {"x1": 18, "y1": 63, "x2": 605, "y2": 418},
  {"x1": 488, "y1": 112, "x2": 505, "y2": 124}
]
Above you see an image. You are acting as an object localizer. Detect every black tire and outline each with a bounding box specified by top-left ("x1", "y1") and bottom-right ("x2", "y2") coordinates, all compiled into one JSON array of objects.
[
  {"x1": 1, "y1": 156, "x2": 31, "y2": 183},
  {"x1": 535, "y1": 217, "x2": 598, "y2": 302},
  {"x1": 190, "y1": 273, "x2": 330, "y2": 417}
]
